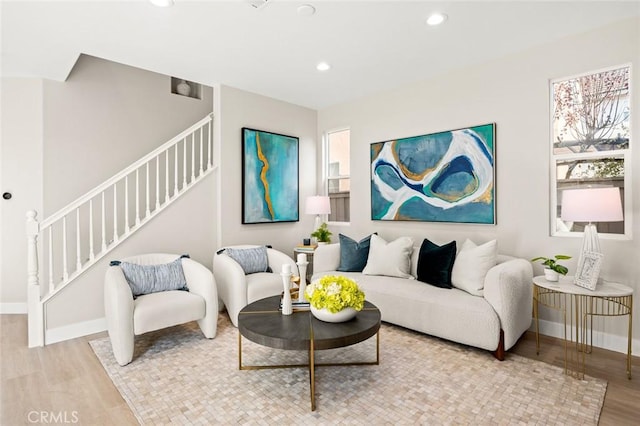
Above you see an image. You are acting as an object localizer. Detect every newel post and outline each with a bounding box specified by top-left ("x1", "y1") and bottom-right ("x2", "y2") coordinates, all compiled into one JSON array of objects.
[{"x1": 26, "y1": 210, "x2": 44, "y2": 347}]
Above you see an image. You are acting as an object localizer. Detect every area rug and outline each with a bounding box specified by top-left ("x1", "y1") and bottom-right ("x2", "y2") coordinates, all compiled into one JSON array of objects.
[{"x1": 90, "y1": 315, "x2": 607, "y2": 425}]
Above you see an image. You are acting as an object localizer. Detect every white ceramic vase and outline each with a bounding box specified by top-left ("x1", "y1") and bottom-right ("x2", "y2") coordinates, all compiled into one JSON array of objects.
[
  {"x1": 177, "y1": 80, "x2": 191, "y2": 96},
  {"x1": 544, "y1": 268, "x2": 560, "y2": 282},
  {"x1": 310, "y1": 306, "x2": 357, "y2": 323}
]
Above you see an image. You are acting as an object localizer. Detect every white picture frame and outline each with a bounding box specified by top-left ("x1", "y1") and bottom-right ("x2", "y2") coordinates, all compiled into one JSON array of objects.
[{"x1": 574, "y1": 251, "x2": 603, "y2": 291}]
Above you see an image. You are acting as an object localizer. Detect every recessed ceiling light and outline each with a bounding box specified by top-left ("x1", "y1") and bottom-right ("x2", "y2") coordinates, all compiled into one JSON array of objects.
[
  {"x1": 316, "y1": 62, "x2": 331, "y2": 71},
  {"x1": 149, "y1": 0, "x2": 174, "y2": 7},
  {"x1": 426, "y1": 13, "x2": 447, "y2": 26},
  {"x1": 297, "y1": 4, "x2": 316, "y2": 16}
]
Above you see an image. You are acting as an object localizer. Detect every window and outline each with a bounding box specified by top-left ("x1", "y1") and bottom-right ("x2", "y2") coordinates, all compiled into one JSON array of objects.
[
  {"x1": 325, "y1": 129, "x2": 350, "y2": 222},
  {"x1": 551, "y1": 65, "x2": 631, "y2": 237}
]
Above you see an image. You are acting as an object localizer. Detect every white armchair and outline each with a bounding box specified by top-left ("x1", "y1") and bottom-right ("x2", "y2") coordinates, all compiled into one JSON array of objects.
[
  {"x1": 213, "y1": 245, "x2": 298, "y2": 327},
  {"x1": 104, "y1": 253, "x2": 217, "y2": 366}
]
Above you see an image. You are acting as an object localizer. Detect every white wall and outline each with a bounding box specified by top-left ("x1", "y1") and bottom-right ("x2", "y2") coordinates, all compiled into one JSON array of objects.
[
  {"x1": 0, "y1": 79, "x2": 43, "y2": 312},
  {"x1": 1, "y1": 56, "x2": 217, "y2": 330},
  {"x1": 217, "y1": 85, "x2": 318, "y2": 255},
  {"x1": 43, "y1": 54, "x2": 214, "y2": 214},
  {"x1": 318, "y1": 18, "x2": 640, "y2": 351},
  {"x1": 45, "y1": 175, "x2": 215, "y2": 329}
]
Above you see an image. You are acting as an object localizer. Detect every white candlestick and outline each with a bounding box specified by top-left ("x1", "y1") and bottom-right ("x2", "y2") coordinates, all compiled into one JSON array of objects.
[
  {"x1": 297, "y1": 253, "x2": 307, "y2": 263},
  {"x1": 280, "y1": 270, "x2": 293, "y2": 315},
  {"x1": 282, "y1": 263, "x2": 292, "y2": 274},
  {"x1": 296, "y1": 261, "x2": 308, "y2": 303}
]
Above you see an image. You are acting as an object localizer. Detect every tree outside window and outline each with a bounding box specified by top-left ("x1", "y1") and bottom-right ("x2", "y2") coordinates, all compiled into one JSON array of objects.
[{"x1": 551, "y1": 65, "x2": 630, "y2": 236}]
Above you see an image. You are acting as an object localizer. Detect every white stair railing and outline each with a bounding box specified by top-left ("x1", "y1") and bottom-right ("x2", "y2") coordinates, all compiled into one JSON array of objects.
[{"x1": 26, "y1": 114, "x2": 214, "y2": 347}]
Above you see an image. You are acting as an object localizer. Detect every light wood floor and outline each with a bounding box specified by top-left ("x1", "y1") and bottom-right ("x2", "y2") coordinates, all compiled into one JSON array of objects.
[{"x1": 2, "y1": 314, "x2": 639, "y2": 425}]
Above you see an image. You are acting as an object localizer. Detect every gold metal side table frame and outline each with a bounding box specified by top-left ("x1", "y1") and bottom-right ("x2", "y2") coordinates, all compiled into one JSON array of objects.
[{"x1": 533, "y1": 276, "x2": 633, "y2": 380}]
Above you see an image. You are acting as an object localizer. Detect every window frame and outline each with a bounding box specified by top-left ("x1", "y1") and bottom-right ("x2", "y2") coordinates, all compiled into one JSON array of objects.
[
  {"x1": 549, "y1": 64, "x2": 633, "y2": 240},
  {"x1": 323, "y1": 127, "x2": 351, "y2": 225}
]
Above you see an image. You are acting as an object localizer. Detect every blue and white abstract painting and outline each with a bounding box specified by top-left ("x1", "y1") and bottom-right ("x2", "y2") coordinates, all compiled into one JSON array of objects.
[
  {"x1": 242, "y1": 128, "x2": 299, "y2": 224},
  {"x1": 370, "y1": 124, "x2": 495, "y2": 224}
]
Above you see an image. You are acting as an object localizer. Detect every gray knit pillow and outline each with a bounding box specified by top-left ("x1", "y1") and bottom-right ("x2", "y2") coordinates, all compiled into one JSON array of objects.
[
  {"x1": 117, "y1": 257, "x2": 188, "y2": 297},
  {"x1": 225, "y1": 246, "x2": 269, "y2": 274}
]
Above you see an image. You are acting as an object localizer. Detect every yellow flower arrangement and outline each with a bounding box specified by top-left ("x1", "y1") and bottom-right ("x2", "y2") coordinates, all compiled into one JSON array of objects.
[{"x1": 304, "y1": 275, "x2": 365, "y2": 313}]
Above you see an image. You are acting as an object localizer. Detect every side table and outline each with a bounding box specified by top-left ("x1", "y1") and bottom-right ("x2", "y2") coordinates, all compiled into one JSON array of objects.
[
  {"x1": 293, "y1": 247, "x2": 316, "y2": 282},
  {"x1": 533, "y1": 275, "x2": 633, "y2": 379}
]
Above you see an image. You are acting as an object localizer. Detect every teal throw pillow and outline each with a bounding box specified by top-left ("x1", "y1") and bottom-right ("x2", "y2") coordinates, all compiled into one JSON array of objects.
[
  {"x1": 337, "y1": 233, "x2": 374, "y2": 272},
  {"x1": 417, "y1": 239, "x2": 457, "y2": 288}
]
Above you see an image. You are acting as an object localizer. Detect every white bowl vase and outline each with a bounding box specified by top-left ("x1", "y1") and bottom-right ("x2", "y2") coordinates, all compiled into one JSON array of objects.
[
  {"x1": 310, "y1": 306, "x2": 357, "y2": 323},
  {"x1": 544, "y1": 268, "x2": 560, "y2": 282}
]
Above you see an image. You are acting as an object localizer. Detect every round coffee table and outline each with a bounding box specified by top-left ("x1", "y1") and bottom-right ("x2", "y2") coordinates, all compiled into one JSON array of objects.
[{"x1": 238, "y1": 295, "x2": 381, "y2": 411}]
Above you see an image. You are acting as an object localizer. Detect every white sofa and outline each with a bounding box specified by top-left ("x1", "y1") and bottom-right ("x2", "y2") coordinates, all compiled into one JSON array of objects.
[{"x1": 312, "y1": 243, "x2": 533, "y2": 360}]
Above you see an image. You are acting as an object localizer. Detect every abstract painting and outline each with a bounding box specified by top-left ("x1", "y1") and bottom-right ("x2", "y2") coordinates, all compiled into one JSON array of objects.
[
  {"x1": 242, "y1": 128, "x2": 299, "y2": 224},
  {"x1": 370, "y1": 124, "x2": 496, "y2": 224}
]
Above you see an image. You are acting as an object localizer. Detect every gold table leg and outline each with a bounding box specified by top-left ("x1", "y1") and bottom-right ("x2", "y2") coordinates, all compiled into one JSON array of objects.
[
  {"x1": 533, "y1": 286, "x2": 540, "y2": 355},
  {"x1": 309, "y1": 336, "x2": 316, "y2": 411},
  {"x1": 628, "y1": 296, "x2": 633, "y2": 379},
  {"x1": 239, "y1": 329, "x2": 379, "y2": 411},
  {"x1": 533, "y1": 282, "x2": 633, "y2": 380}
]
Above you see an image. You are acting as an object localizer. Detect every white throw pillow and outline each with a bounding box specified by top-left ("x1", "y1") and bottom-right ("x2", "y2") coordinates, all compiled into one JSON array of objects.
[
  {"x1": 362, "y1": 234, "x2": 414, "y2": 279},
  {"x1": 451, "y1": 239, "x2": 497, "y2": 296}
]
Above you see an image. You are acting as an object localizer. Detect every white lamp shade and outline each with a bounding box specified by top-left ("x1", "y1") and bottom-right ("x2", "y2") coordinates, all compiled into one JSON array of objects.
[
  {"x1": 305, "y1": 196, "x2": 331, "y2": 215},
  {"x1": 561, "y1": 187, "x2": 623, "y2": 222}
]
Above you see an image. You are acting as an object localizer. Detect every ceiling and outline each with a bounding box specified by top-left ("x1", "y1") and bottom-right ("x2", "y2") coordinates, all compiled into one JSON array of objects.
[{"x1": 2, "y1": 1, "x2": 639, "y2": 110}]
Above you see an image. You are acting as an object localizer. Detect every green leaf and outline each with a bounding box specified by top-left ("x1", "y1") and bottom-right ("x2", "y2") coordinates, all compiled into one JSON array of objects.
[{"x1": 554, "y1": 255, "x2": 572, "y2": 260}]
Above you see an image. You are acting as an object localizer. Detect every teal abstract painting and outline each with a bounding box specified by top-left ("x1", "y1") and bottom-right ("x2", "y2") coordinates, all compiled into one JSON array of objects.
[
  {"x1": 371, "y1": 124, "x2": 496, "y2": 224},
  {"x1": 242, "y1": 128, "x2": 299, "y2": 224}
]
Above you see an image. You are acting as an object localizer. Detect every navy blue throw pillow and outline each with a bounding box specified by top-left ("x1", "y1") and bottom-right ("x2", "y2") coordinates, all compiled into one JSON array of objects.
[
  {"x1": 337, "y1": 233, "x2": 374, "y2": 272},
  {"x1": 417, "y1": 238, "x2": 457, "y2": 288}
]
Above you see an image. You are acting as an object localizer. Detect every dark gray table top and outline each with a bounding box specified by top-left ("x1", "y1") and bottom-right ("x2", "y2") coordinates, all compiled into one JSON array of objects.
[{"x1": 238, "y1": 296, "x2": 381, "y2": 351}]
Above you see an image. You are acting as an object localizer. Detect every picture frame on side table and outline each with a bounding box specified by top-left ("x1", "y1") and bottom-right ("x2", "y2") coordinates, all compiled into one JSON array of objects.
[{"x1": 574, "y1": 251, "x2": 603, "y2": 291}]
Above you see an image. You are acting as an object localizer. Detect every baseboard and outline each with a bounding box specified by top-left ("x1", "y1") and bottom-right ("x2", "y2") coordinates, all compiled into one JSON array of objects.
[
  {"x1": 20, "y1": 312, "x2": 640, "y2": 355},
  {"x1": 45, "y1": 317, "x2": 107, "y2": 345},
  {"x1": 530, "y1": 318, "x2": 640, "y2": 357},
  {"x1": 0, "y1": 302, "x2": 28, "y2": 314}
]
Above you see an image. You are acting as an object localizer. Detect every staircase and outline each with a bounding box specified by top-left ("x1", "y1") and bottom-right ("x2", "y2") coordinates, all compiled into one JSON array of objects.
[{"x1": 25, "y1": 114, "x2": 215, "y2": 347}]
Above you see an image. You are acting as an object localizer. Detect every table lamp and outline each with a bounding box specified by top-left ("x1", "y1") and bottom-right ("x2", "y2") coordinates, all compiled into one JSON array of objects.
[
  {"x1": 305, "y1": 195, "x2": 331, "y2": 234},
  {"x1": 560, "y1": 187, "x2": 623, "y2": 282}
]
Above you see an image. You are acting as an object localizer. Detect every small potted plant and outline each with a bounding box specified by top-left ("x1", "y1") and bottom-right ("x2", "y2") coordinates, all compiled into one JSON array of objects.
[
  {"x1": 531, "y1": 254, "x2": 572, "y2": 282},
  {"x1": 310, "y1": 222, "x2": 332, "y2": 245},
  {"x1": 305, "y1": 275, "x2": 365, "y2": 322}
]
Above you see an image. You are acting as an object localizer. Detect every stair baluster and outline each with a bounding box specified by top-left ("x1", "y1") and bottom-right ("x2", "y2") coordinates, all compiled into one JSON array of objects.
[{"x1": 26, "y1": 114, "x2": 214, "y2": 347}]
